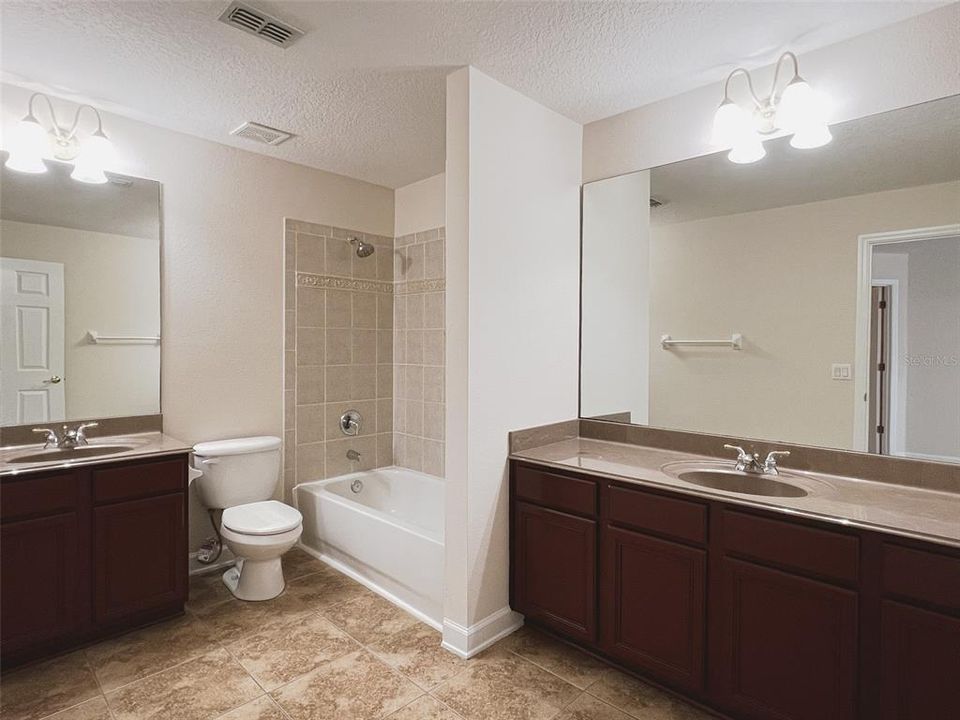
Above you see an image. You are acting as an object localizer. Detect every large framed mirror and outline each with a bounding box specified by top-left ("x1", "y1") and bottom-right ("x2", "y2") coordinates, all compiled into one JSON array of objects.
[
  {"x1": 0, "y1": 157, "x2": 161, "y2": 426},
  {"x1": 581, "y1": 94, "x2": 960, "y2": 464}
]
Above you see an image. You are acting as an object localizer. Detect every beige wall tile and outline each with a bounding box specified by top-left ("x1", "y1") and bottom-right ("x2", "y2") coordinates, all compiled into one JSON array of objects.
[
  {"x1": 406, "y1": 294, "x2": 424, "y2": 329},
  {"x1": 284, "y1": 352, "x2": 296, "y2": 391},
  {"x1": 394, "y1": 399, "x2": 407, "y2": 434},
  {"x1": 325, "y1": 236, "x2": 352, "y2": 277},
  {"x1": 422, "y1": 439, "x2": 444, "y2": 477},
  {"x1": 377, "y1": 330, "x2": 393, "y2": 365},
  {"x1": 325, "y1": 329, "x2": 352, "y2": 365},
  {"x1": 423, "y1": 366, "x2": 444, "y2": 403},
  {"x1": 423, "y1": 293, "x2": 443, "y2": 329},
  {"x1": 296, "y1": 233, "x2": 325, "y2": 275},
  {"x1": 377, "y1": 365, "x2": 393, "y2": 399},
  {"x1": 325, "y1": 365, "x2": 351, "y2": 402},
  {"x1": 285, "y1": 311, "x2": 296, "y2": 349},
  {"x1": 297, "y1": 327, "x2": 324, "y2": 366},
  {"x1": 377, "y1": 294, "x2": 393, "y2": 329},
  {"x1": 423, "y1": 402, "x2": 444, "y2": 441},
  {"x1": 326, "y1": 290, "x2": 352, "y2": 328},
  {"x1": 405, "y1": 330, "x2": 423, "y2": 364},
  {"x1": 353, "y1": 293, "x2": 377, "y2": 329},
  {"x1": 326, "y1": 435, "x2": 377, "y2": 476},
  {"x1": 377, "y1": 246, "x2": 394, "y2": 281},
  {"x1": 352, "y1": 329, "x2": 377, "y2": 364},
  {"x1": 423, "y1": 330, "x2": 444, "y2": 366},
  {"x1": 406, "y1": 244, "x2": 424, "y2": 281},
  {"x1": 297, "y1": 441, "x2": 325, "y2": 480},
  {"x1": 297, "y1": 404, "x2": 325, "y2": 444},
  {"x1": 296, "y1": 288, "x2": 325, "y2": 327},
  {"x1": 377, "y1": 433, "x2": 394, "y2": 467},
  {"x1": 296, "y1": 365, "x2": 325, "y2": 404},
  {"x1": 424, "y1": 240, "x2": 444, "y2": 279},
  {"x1": 377, "y1": 399, "x2": 393, "y2": 433},
  {"x1": 394, "y1": 330, "x2": 407, "y2": 364},
  {"x1": 285, "y1": 271, "x2": 296, "y2": 310},
  {"x1": 405, "y1": 401, "x2": 424, "y2": 437},
  {"x1": 350, "y1": 364, "x2": 377, "y2": 400},
  {"x1": 284, "y1": 390, "x2": 295, "y2": 427},
  {"x1": 353, "y1": 248, "x2": 378, "y2": 280}
]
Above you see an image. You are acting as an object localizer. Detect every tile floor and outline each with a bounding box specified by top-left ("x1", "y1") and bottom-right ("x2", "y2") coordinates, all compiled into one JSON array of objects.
[{"x1": 1, "y1": 549, "x2": 718, "y2": 720}]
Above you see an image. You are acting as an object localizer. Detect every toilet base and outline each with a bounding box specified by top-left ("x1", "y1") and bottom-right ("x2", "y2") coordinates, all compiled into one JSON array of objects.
[{"x1": 222, "y1": 557, "x2": 286, "y2": 601}]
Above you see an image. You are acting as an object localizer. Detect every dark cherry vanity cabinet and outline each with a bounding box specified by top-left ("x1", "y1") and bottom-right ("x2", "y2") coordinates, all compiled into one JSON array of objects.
[
  {"x1": 510, "y1": 460, "x2": 960, "y2": 720},
  {"x1": 1, "y1": 454, "x2": 189, "y2": 668}
]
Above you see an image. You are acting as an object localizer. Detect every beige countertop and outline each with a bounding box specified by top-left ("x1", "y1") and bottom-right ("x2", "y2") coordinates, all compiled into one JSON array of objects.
[
  {"x1": 511, "y1": 437, "x2": 960, "y2": 549},
  {"x1": 1, "y1": 432, "x2": 193, "y2": 477}
]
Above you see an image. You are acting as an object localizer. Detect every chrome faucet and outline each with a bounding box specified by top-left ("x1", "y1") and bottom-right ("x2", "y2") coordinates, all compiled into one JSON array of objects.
[
  {"x1": 724, "y1": 444, "x2": 791, "y2": 475},
  {"x1": 32, "y1": 422, "x2": 99, "y2": 449}
]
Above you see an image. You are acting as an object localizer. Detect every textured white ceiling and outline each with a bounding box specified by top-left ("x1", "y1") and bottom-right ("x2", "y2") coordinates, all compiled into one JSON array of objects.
[{"x1": 0, "y1": 1, "x2": 947, "y2": 188}]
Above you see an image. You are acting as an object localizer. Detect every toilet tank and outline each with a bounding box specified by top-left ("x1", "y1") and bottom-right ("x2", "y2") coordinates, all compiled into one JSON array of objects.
[{"x1": 192, "y1": 436, "x2": 282, "y2": 509}]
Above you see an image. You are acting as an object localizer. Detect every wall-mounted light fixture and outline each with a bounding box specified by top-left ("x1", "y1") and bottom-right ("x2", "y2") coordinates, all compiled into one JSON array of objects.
[
  {"x1": 712, "y1": 52, "x2": 831, "y2": 164},
  {"x1": 4, "y1": 93, "x2": 116, "y2": 183}
]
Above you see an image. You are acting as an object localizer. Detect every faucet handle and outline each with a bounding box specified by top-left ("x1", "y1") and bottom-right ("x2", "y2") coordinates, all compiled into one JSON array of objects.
[
  {"x1": 763, "y1": 450, "x2": 791, "y2": 474},
  {"x1": 76, "y1": 422, "x2": 99, "y2": 443},
  {"x1": 32, "y1": 428, "x2": 60, "y2": 448},
  {"x1": 724, "y1": 444, "x2": 749, "y2": 459}
]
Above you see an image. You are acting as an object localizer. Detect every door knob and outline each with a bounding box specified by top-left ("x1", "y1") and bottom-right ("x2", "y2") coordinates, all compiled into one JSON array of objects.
[{"x1": 47, "y1": 375, "x2": 62, "y2": 384}]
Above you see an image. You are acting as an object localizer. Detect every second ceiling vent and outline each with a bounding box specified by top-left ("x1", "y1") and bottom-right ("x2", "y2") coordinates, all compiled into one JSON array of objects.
[{"x1": 219, "y1": 2, "x2": 304, "y2": 48}]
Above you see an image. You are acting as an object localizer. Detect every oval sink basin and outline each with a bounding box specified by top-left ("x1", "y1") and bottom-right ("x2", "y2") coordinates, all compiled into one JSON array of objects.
[
  {"x1": 675, "y1": 469, "x2": 807, "y2": 498},
  {"x1": 8, "y1": 445, "x2": 136, "y2": 463}
]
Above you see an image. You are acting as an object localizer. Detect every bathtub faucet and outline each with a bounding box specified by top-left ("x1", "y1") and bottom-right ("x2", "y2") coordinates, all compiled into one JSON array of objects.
[{"x1": 346, "y1": 449, "x2": 361, "y2": 462}]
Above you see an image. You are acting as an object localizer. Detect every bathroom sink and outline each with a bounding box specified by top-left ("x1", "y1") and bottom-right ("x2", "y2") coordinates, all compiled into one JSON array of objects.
[
  {"x1": 7, "y1": 445, "x2": 136, "y2": 463},
  {"x1": 661, "y1": 461, "x2": 809, "y2": 498}
]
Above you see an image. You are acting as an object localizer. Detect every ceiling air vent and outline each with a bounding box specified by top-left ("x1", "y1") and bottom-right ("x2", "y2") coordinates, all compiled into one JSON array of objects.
[
  {"x1": 230, "y1": 121, "x2": 295, "y2": 146},
  {"x1": 219, "y1": 2, "x2": 304, "y2": 48}
]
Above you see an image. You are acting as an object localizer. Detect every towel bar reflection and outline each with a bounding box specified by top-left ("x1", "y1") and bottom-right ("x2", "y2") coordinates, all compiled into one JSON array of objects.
[
  {"x1": 661, "y1": 334, "x2": 742, "y2": 350},
  {"x1": 87, "y1": 331, "x2": 160, "y2": 344}
]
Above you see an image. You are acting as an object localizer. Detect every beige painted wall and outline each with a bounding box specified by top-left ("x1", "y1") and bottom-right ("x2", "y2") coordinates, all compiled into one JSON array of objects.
[
  {"x1": 649, "y1": 181, "x2": 960, "y2": 450},
  {"x1": 395, "y1": 173, "x2": 445, "y2": 237},
  {"x1": 1, "y1": 82, "x2": 394, "y2": 552},
  {"x1": 583, "y1": 4, "x2": 960, "y2": 182},
  {"x1": 2, "y1": 219, "x2": 160, "y2": 420}
]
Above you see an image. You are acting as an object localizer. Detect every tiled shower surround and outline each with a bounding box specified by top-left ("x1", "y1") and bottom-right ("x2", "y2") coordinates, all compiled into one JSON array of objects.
[{"x1": 284, "y1": 221, "x2": 445, "y2": 499}]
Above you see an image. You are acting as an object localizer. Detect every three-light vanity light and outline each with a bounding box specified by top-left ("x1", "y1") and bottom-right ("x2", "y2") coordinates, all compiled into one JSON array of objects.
[
  {"x1": 4, "y1": 92, "x2": 116, "y2": 183},
  {"x1": 712, "y1": 51, "x2": 832, "y2": 164}
]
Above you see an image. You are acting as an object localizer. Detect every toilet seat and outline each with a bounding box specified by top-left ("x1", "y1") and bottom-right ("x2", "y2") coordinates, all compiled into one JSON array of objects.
[{"x1": 222, "y1": 500, "x2": 302, "y2": 536}]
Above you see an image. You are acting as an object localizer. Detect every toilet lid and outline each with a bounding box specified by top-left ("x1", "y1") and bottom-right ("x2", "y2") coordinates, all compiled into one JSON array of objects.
[{"x1": 222, "y1": 500, "x2": 302, "y2": 536}]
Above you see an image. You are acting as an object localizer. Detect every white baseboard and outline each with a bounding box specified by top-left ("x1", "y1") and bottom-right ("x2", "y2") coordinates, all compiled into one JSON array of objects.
[
  {"x1": 295, "y1": 542, "x2": 442, "y2": 632},
  {"x1": 441, "y1": 606, "x2": 524, "y2": 659}
]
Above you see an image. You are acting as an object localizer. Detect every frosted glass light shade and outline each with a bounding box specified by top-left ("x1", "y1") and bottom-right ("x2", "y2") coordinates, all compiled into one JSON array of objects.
[
  {"x1": 775, "y1": 78, "x2": 817, "y2": 134},
  {"x1": 728, "y1": 133, "x2": 766, "y2": 164},
  {"x1": 70, "y1": 132, "x2": 115, "y2": 184},
  {"x1": 712, "y1": 100, "x2": 751, "y2": 147},
  {"x1": 790, "y1": 122, "x2": 833, "y2": 149},
  {"x1": 4, "y1": 117, "x2": 48, "y2": 174}
]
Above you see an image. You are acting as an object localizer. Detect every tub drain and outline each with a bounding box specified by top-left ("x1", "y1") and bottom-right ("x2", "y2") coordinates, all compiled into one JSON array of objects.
[{"x1": 350, "y1": 479, "x2": 364, "y2": 493}]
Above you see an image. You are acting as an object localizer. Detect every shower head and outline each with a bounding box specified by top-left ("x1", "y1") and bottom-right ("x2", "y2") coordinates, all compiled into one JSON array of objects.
[{"x1": 349, "y1": 237, "x2": 375, "y2": 258}]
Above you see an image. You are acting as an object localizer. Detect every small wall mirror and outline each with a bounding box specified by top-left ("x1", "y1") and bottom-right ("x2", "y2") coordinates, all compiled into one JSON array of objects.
[
  {"x1": 0, "y1": 157, "x2": 161, "y2": 426},
  {"x1": 581, "y1": 94, "x2": 960, "y2": 464}
]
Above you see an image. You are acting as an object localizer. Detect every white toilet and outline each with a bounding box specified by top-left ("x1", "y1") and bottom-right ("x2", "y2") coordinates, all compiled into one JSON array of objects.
[{"x1": 192, "y1": 436, "x2": 302, "y2": 601}]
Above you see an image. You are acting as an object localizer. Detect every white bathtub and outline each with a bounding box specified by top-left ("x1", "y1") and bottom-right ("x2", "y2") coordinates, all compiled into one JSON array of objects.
[{"x1": 295, "y1": 466, "x2": 444, "y2": 627}]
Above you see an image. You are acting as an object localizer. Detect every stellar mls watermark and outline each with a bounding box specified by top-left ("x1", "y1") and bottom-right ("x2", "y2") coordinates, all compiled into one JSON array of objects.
[{"x1": 903, "y1": 354, "x2": 959, "y2": 367}]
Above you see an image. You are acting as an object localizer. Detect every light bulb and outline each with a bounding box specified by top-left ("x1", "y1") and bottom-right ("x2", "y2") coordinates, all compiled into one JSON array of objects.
[
  {"x1": 790, "y1": 122, "x2": 832, "y2": 149},
  {"x1": 711, "y1": 99, "x2": 751, "y2": 148},
  {"x1": 728, "y1": 132, "x2": 766, "y2": 164},
  {"x1": 4, "y1": 116, "x2": 49, "y2": 174},
  {"x1": 70, "y1": 131, "x2": 115, "y2": 184}
]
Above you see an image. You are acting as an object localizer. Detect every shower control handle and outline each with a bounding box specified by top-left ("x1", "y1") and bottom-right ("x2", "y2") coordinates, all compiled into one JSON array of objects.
[{"x1": 340, "y1": 410, "x2": 362, "y2": 436}]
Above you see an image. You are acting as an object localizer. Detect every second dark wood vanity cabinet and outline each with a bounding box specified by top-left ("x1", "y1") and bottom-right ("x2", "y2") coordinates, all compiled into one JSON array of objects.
[
  {"x1": 1, "y1": 454, "x2": 189, "y2": 668},
  {"x1": 510, "y1": 459, "x2": 960, "y2": 720}
]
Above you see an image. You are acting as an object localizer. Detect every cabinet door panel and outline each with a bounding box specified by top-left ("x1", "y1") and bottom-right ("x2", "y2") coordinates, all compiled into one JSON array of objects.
[
  {"x1": 94, "y1": 493, "x2": 186, "y2": 625},
  {"x1": 712, "y1": 557, "x2": 858, "y2": 720},
  {"x1": 513, "y1": 501, "x2": 596, "y2": 642},
  {"x1": 881, "y1": 601, "x2": 960, "y2": 719},
  {"x1": 602, "y1": 525, "x2": 705, "y2": 693},
  {"x1": 1, "y1": 512, "x2": 82, "y2": 653}
]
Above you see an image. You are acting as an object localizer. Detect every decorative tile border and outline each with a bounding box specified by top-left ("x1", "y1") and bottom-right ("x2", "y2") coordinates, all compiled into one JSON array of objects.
[
  {"x1": 297, "y1": 273, "x2": 394, "y2": 294},
  {"x1": 396, "y1": 279, "x2": 445, "y2": 295}
]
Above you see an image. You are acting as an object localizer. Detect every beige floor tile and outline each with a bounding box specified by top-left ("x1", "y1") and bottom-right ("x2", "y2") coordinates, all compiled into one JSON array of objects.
[
  {"x1": 105, "y1": 648, "x2": 262, "y2": 720},
  {"x1": 386, "y1": 696, "x2": 463, "y2": 719},
  {"x1": 555, "y1": 694, "x2": 634, "y2": 720},
  {"x1": 193, "y1": 591, "x2": 315, "y2": 643},
  {"x1": 496, "y1": 626, "x2": 607, "y2": 689},
  {"x1": 432, "y1": 650, "x2": 579, "y2": 720},
  {"x1": 323, "y1": 590, "x2": 420, "y2": 644},
  {"x1": 284, "y1": 567, "x2": 368, "y2": 609},
  {"x1": 227, "y1": 613, "x2": 360, "y2": 691},
  {"x1": 37, "y1": 697, "x2": 113, "y2": 720},
  {"x1": 185, "y1": 569, "x2": 235, "y2": 612},
  {"x1": 586, "y1": 668, "x2": 716, "y2": 720},
  {"x1": 0, "y1": 651, "x2": 100, "y2": 720},
  {"x1": 281, "y1": 547, "x2": 329, "y2": 580},
  {"x1": 369, "y1": 624, "x2": 466, "y2": 690},
  {"x1": 271, "y1": 649, "x2": 423, "y2": 720},
  {"x1": 86, "y1": 613, "x2": 221, "y2": 692},
  {"x1": 215, "y1": 695, "x2": 288, "y2": 720}
]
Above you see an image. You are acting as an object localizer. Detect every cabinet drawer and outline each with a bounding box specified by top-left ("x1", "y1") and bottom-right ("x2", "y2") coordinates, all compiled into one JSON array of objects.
[
  {"x1": 1, "y1": 471, "x2": 78, "y2": 520},
  {"x1": 93, "y1": 457, "x2": 186, "y2": 504},
  {"x1": 607, "y1": 484, "x2": 707, "y2": 545},
  {"x1": 882, "y1": 543, "x2": 960, "y2": 613},
  {"x1": 720, "y1": 509, "x2": 859, "y2": 584},
  {"x1": 515, "y1": 464, "x2": 597, "y2": 516}
]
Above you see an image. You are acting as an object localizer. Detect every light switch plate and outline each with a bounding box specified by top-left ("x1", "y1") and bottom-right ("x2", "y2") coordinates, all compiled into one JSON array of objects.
[{"x1": 832, "y1": 363, "x2": 852, "y2": 381}]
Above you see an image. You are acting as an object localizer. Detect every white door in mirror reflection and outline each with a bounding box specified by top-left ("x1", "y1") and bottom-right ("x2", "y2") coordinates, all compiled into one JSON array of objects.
[{"x1": 1, "y1": 258, "x2": 65, "y2": 425}]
